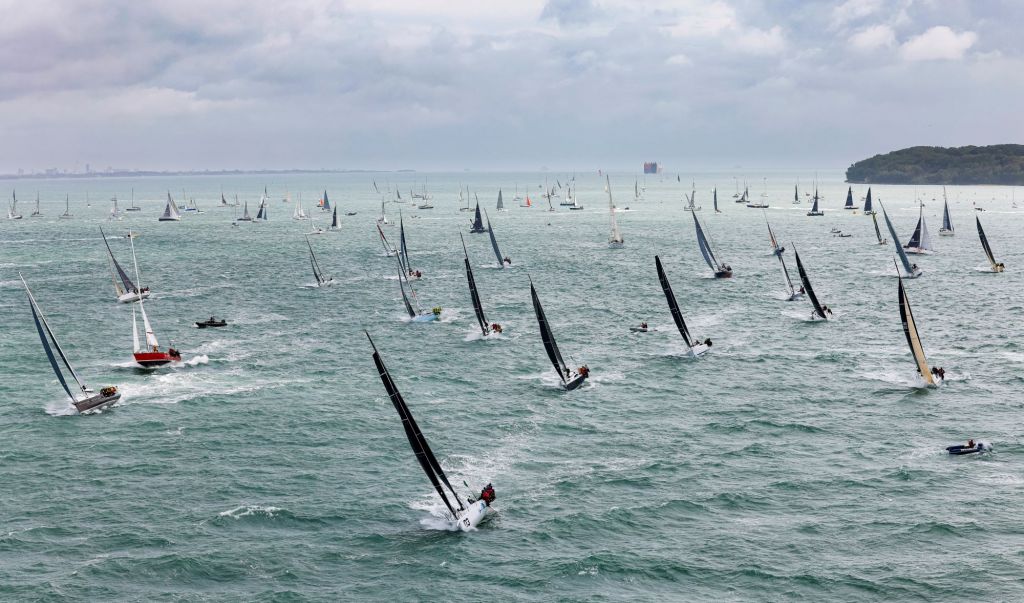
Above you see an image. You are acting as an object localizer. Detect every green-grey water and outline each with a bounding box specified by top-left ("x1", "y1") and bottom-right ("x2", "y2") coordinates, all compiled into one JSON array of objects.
[{"x1": 2, "y1": 172, "x2": 1022, "y2": 601}]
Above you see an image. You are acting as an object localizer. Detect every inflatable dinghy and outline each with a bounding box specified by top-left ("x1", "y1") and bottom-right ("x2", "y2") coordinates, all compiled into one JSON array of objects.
[{"x1": 946, "y1": 442, "x2": 990, "y2": 455}]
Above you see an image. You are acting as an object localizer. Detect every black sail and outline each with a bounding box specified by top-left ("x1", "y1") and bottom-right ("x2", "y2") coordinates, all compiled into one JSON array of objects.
[
  {"x1": 461, "y1": 234, "x2": 489, "y2": 335},
  {"x1": 655, "y1": 255, "x2": 692, "y2": 344},
  {"x1": 794, "y1": 247, "x2": 826, "y2": 319},
  {"x1": 367, "y1": 333, "x2": 462, "y2": 517},
  {"x1": 977, "y1": 216, "x2": 998, "y2": 267},
  {"x1": 531, "y1": 281, "x2": 567, "y2": 383}
]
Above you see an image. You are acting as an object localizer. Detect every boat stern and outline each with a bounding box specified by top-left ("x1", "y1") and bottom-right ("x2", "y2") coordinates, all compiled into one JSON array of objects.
[{"x1": 457, "y1": 500, "x2": 491, "y2": 531}]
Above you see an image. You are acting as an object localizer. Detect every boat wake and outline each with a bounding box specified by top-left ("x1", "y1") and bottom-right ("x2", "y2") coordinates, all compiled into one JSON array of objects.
[
  {"x1": 182, "y1": 354, "x2": 209, "y2": 367},
  {"x1": 217, "y1": 504, "x2": 283, "y2": 520}
]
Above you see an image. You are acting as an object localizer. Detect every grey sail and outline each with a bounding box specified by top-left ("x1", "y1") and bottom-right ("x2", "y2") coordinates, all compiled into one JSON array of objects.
[
  {"x1": 942, "y1": 198, "x2": 953, "y2": 232},
  {"x1": 496, "y1": 189, "x2": 504, "y2": 210},
  {"x1": 881, "y1": 205, "x2": 916, "y2": 275},
  {"x1": 485, "y1": 210, "x2": 503, "y2": 266},
  {"x1": 23, "y1": 276, "x2": 88, "y2": 403},
  {"x1": 399, "y1": 213, "x2": 411, "y2": 274},
  {"x1": 461, "y1": 234, "x2": 489, "y2": 336},
  {"x1": 101, "y1": 227, "x2": 138, "y2": 294},
  {"x1": 779, "y1": 253, "x2": 797, "y2": 296},
  {"x1": 470, "y1": 201, "x2": 485, "y2": 232},
  {"x1": 322, "y1": 190, "x2": 331, "y2": 211},
  {"x1": 306, "y1": 237, "x2": 326, "y2": 285},
  {"x1": 366, "y1": 332, "x2": 463, "y2": 518},
  {"x1": 691, "y1": 212, "x2": 719, "y2": 271},
  {"x1": 655, "y1": 255, "x2": 693, "y2": 344},
  {"x1": 331, "y1": 205, "x2": 339, "y2": 228},
  {"x1": 794, "y1": 247, "x2": 826, "y2": 319},
  {"x1": 713, "y1": 188, "x2": 720, "y2": 213}
]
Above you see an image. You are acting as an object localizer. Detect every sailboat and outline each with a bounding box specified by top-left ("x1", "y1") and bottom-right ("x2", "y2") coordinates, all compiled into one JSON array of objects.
[
  {"x1": 125, "y1": 189, "x2": 141, "y2": 211},
  {"x1": 484, "y1": 210, "x2": 510, "y2": 267},
  {"x1": 397, "y1": 212, "x2": 418, "y2": 277},
  {"x1": 530, "y1": 280, "x2": 589, "y2": 390},
  {"x1": 365, "y1": 332, "x2": 492, "y2": 530},
  {"x1": 59, "y1": 195, "x2": 72, "y2": 219},
  {"x1": 713, "y1": 188, "x2": 721, "y2": 213},
  {"x1": 976, "y1": 216, "x2": 1004, "y2": 272},
  {"x1": 903, "y1": 203, "x2": 933, "y2": 254},
  {"x1": 684, "y1": 184, "x2": 701, "y2": 212},
  {"x1": 109, "y1": 196, "x2": 123, "y2": 220},
  {"x1": 305, "y1": 236, "x2": 333, "y2": 287},
  {"x1": 512, "y1": 184, "x2": 522, "y2": 204},
  {"x1": 458, "y1": 186, "x2": 471, "y2": 212},
  {"x1": 186, "y1": 197, "x2": 203, "y2": 213},
  {"x1": 862, "y1": 187, "x2": 874, "y2": 215},
  {"x1": 691, "y1": 212, "x2": 732, "y2": 277},
  {"x1": 870, "y1": 211, "x2": 888, "y2": 245},
  {"x1": 321, "y1": 190, "x2": 331, "y2": 212},
  {"x1": 766, "y1": 215, "x2": 784, "y2": 256},
  {"x1": 655, "y1": 256, "x2": 710, "y2": 357},
  {"x1": 777, "y1": 250, "x2": 803, "y2": 301},
  {"x1": 159, "y1": 192, "x2": 182, "y2": 221},
  {"x1": 793, "y1": 246, "x2": 829, "y2": 321},
  {"x1": 22, "y1": 275, "x2": 121, "y2": 413},
  {"x1": 30, "y1": 193, "x2": 42, "y2": 217},
  {"x1": 634, "y1": 179, "x2": 643, "y2": 203},
  {"x1": 792, "y1": 183, "x2": 801, "y2": 205},
  {"x1": 469, "y1": 200, "x2": 486, "y2": 233},
  {"x1": 237, "y1": 200, "x2": 253, "y2": 222},
  {"x1": 131, "y1": 297, "x2": 181, "y2": 367},
  {"x1": 568, "y1": 187, "x2": 584, "y2": 210},
  {"x1": 844, "y1": 186, "x2": 857, "y2": 210},
  {"x1": 102, "y1": 228, "x2": 151, "y2": 303},
  {"x1": 880, "y1": 203, "x2": 922, "y2": 278},
  {"x1": 939, "y1": 189, "x2": 954, "y2": 235},
  {"x1": 329, "y1": 205, "x2": 341, "y2": 231},
  {"x1": 461, "y1": 233, "x2": 500, "y2": 336},
  {"x1": 395, "y1": 251, "x2": 438, "y2": 322},
  {"x1": 607, "y1": 178, "x2": 625, "y2": 248},
  {"x1": 746, "y1": 178, "x2": 769, "y2": 208},
  {"x1": 375, "y1": 223, "x2": 398, "y2": 257},
  {"x1": 806, "y1": 188, "x2": 824, "y2": 216},
  {"x1": 8, "y1": 191, "x2": 23, "y2": 219},
  {"x1": 735, "y1": 182, "x2": 749, "y2": 204},
  {"x1": 292, "y1": 194, "x2": 309, "y2": 220},
  {"x1": 496, "y1": 189, "x2": 505, "y2": 212},
  {"x1": 377, "y1": 200, "x2": 391, "y2": 226},
  {"x1": 896, "y1": 264, "x2": 936, "y2": 386},
  {"x1": 520, "y1": 192, "x2": 532, "y2": 208}
]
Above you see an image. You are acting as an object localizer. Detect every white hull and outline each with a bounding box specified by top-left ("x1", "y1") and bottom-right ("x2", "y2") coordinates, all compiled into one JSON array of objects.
[
  {"x1": 687, "y1": 343, "x2": 709, "y2": 358},
  {"x1": 903, "y1": 269, "x2": 923, "y2": 279},
  {"x1": 456, "y1": 500, "x2": 490, "y2": 531},
  {"x1": 939, "y1": 230, "x2": 954, "y2": 236},
  {"x1": 903, "y1": 247, "x2": 932, "y2": 255},
  {"x1": 118, "y1": 291, "x2": 151, "y2": 303},
  {"x1": 608, "y1": 241, "x2": 624, "y2": 249},
  {"x1": 786, "y1": 292, "x2": 805, "y2": 301}
]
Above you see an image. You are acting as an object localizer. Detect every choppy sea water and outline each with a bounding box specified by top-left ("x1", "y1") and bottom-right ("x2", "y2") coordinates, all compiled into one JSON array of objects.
[{"x1": 1, "y1": 171, "x2": 1022, "y2": 601}]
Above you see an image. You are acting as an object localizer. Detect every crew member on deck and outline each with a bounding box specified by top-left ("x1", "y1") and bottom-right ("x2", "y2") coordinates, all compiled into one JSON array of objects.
[{"x1": 479, "y1": 483, "x2": 496, "y2": 506}]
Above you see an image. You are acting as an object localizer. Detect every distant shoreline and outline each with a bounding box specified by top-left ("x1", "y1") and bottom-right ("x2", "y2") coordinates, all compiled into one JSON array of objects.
[
  {"x1": 0, "y1": 168, "x2": 414, "y2": 180},
  {"x1": 846, "y1": 144, "x2": 1024, "y2": 185}
]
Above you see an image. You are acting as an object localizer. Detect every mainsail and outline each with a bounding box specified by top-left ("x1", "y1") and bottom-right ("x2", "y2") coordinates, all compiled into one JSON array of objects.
[
  {"x1": 977, "y1": 216, "x2": 1000, "y2": 270},
  {"x1": 941, "y1": 194, "x2": 953, "y2": 232},
  {"x1": 470, "y1": 201, "x2": 485, "y2": 232},
  {"x1": 863, "y1": 188, "x2": 873, "y2": 214},
  {"x1": 23, "y1": 275, "x2": 89, "y2": 402},
  {"x1": 322, "y1": 190, "x2": 331, "y2": 211},
  {"x1": 366, "y1": 332, "x2": 464, "y2": 518},
  {"x1": 101, "y1": 227, "x2": 139, "y2": 295},
  {"x1": 496, "y1": 189, "x2": 504, "y2": 211},
  {"x1": 160, "y1": 192, "x2": 182, "y2": 221},
  {"x1": 881, "y1": 205, "x2": 917, "y2": 276},
  {"x1": 461, "y1": 234, "x2": 489, "y2": 336},
  {"x1": 377, "y1": 223, "x2": 396, "y2": 256},
  {"x1": 766, "y1": 217, "x2": 780, "y2": 253},
  {"x1": 844, "y1": 186, "x2": 854, "y2": 209},
  {"x1": 306, "y1": 236, "x2": 327, "y2": 286},
  {"x1": 871, "y1": 212, "x2": 885, "y2": 244},
  {"x1": 655, "y1": 256, "x2": 694, "y2": 345},
  {"x1": 794, "y1": 247, "x2": 826, "y2": 320},
  {"x1": 607, "y1": 176, "x2": 624, "y2": 245},
  {"x1": 713, "y1": 187, "x2": 720, "y2": 213},
  {"x1": 779, "y1": 253, "x2": 798, "y2": 297},
  {"x1": 484, "y1": 210, "x2": 504, "y2": 266},
  {"x1": 398, "y1": 213, "x2": 411, "y2": 274},
  {"x1": 530, "y1": 281, "x2": 568, "y2": 384},
  {"x1": 898, "y1": 274, "x2": 934, "y2": 385},
  {"x1": 904, "y1": 205, "x2": 933, "y2": 252},
  {"x1": 330, "y1": 205, "x2": 340, "y2": 230},
  {"x1": 809, "y1": 190, "x2": 821, "y2": 214},
  {"x1": 691, "y1": 212, "x2": 721, "y2": 272}
]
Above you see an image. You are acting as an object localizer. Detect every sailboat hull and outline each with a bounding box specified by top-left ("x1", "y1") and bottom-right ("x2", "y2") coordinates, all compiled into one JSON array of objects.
[
  {"x1": 133, "y1": 351, "x2": 181, "y2": 367},
  {"x1": 903, "y1": 247, "x2": 932, "y2": 255},
  {"x1": 714, "y1": 270, "x2": 733, "y2": 278},
  {"x1": 457, "y1": 500, "x2": 490, "y2": 531},
  {"x1": 74, "y1": 392, "x2": 121, "y2": 413},
  {"x1": 118, "y1": 290, "x2": 151, "y2": 304},
  {"x1": 938, "y1": 229, "x2": 954, "y2": 236},
  {"x1": 564, "y1": 373, "x2": 588, "y2": 391},
  {"x1": 608, "y1": 241, "x2": 624, "y2": 249},
  {"x1": 786, "y1": 292, "x2": 805, "y2": 301},
  {"x1": 687, "y1": 343, "x2": 709, "y2": 358},
  {"x1": 806, "y1": 211, "x2": 824, "y2": 216},
  {"x1": 411, "y1": 313, "x2": 438, "y2": 322}
]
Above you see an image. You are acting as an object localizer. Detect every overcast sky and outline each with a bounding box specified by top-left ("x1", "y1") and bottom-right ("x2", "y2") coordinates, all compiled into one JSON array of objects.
[{"x1": 1, "y1": 0, "x2": 1021, "y2": 172}]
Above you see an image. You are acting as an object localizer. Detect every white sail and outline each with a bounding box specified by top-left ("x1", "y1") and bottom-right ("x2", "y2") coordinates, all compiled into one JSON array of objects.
[
  {"x1": 293, "y1": 194, "x2": 308, "y2": 220},
  {"x1": 160, "y1": 192, "x2": 182, "y2": 221},
  {"x1": 132, "y1": 304, "x2": 141, "y2": 353},
  {"x1": 138, "y1": 298, "x2": 159, "y2": 349},
  {"x1": 607, "y1": 176, "x2": 623, "y2": 246}
]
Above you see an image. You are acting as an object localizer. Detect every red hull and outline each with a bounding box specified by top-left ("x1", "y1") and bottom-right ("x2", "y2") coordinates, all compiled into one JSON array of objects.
[{"x1": 134, "y1": 351, "x2": 181, "y2": 367}]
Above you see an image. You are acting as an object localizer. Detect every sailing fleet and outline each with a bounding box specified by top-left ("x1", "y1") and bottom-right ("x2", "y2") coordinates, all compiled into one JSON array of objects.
[{"x1": 11, "y1": 177, "x2": 1018, "y2": 531}]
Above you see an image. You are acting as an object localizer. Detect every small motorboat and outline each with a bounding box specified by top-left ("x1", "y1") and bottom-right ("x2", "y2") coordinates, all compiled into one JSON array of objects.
[
  {"x1": 345, "y1": 211, "x2": 358, "y2": 216},
  {"x1": 196, "y1": 317, "x2": 227, "y2": 328},
  {"x1": 630, "y1": 323, "x2": 653, "y2": 333},
  {"x1": 946, "y1": 441, "x2": 990, "y2": 455}
]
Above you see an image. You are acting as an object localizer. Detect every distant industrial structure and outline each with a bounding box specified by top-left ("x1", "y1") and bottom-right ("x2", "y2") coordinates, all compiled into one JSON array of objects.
[{"x1": 643, "y1": 161, "x2": 660, "y2": 174}]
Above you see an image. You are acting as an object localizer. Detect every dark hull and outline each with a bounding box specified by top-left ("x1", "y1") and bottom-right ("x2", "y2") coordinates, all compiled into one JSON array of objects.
[
  {"x1": 469, "y1": 227, "x2": 486, "y2": 233},
  {"x1": 74, "y1": 392, "x2": 121, "y2": 413},
  {"x1": 196, "y1": 321, "x2": 227, "y2": 328},
  {"x1": 946, "y1": 445, "x2": 985, "y2": 456},
  {"x1": 564, "y1": 374, "x2": 588, "y2": 391},
  {"x1": 714, "y1": 270, "x2": 733, "y2": 278},
  {"x1": 806, "y1": 211, "x2": 824, "y2": 216}
]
